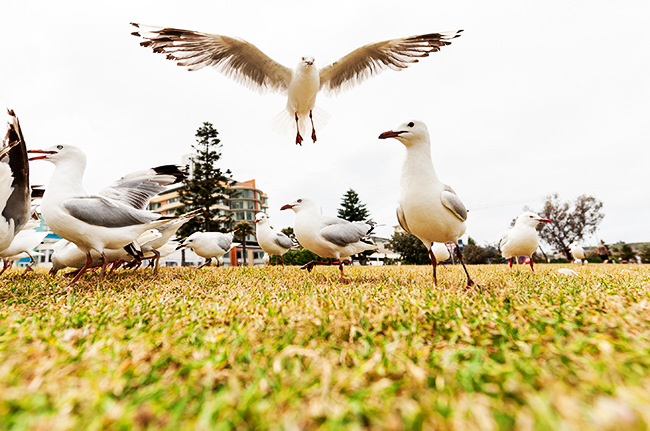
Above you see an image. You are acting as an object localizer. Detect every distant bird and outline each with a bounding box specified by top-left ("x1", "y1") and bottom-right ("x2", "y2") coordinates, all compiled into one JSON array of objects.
[
  {"x1": 378, "y1": 120, "x2": 475, "y2": 288},
  {"x1": 139, "y1": 209, "x2": 200, "y2": 275},
  {"x1": 176, "y1": 231, "x2": 236, "y2": 268},
  {"x1": 28, "y1": 144, "x2": 187, "y2": 286},
  {"x1": 1, "y1": 110, "x2": 31, "y2": 253},
  {"x1": 254, "y1": 212, "x2": 293, "y2": 265},
  {"x1": 432, "y1": 242, "x2": 451, "y2": 264},
  {"x1": 570, "y1": 242, "x2": 586, "y2": 265},
  {"x1": 499, "y1": 212, "x2": 552, "y2": 271},
  {"x1": 131, "y1": 23, "x2": 462, "y2": 145},
  {"x1": 280, "y1": 197, "x2": 377, "y2": 281},
  {"x1": 0, "y1": 226, "x2": 48, "y2": 275}
]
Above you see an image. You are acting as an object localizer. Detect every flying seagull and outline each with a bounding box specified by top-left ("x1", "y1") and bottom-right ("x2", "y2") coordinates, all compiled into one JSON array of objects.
[
  {"x1": 499, "y1": 212, "x2": 552, "y2": 271},
  {"x1": 28, "y1": 144, "x2": 187, "y2": 286},
  {"x1": 280, "y1": 197, "x2": 377, "y2": 281},
  {"x1": 131, "y1": 23, "x2": 462, "y2": 145},
  {"x1": 379, "y1": 119, "x2": 475, "y2": 288}
]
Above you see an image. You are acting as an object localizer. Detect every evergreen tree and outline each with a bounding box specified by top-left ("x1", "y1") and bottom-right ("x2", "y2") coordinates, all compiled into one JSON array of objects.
[
  {"x1": 337, "y1": 189, "x2": 370, "y2": 222},
  {"x1": 176, "y1": 122, "x2": 237, "y2": 238}
]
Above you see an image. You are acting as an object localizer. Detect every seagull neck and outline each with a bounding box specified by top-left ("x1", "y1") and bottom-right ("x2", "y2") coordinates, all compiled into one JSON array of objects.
[
  {"x1": 49, "y1": 159, "x2": 87, "y2": 197},
  {"x1": 402, "y1": 144, "x2": 439, "y2": 183}
]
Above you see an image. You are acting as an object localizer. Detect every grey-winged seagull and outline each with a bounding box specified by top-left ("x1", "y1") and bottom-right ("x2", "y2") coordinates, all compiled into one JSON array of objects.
[
  {"x1": 379, "y1": 120, "x2": 475, "y2": 288},
  {"x1": 131, "y1": 24, "x2": 462, "y2": 145},
  {"x1": 280, "y1": 197, "x2": 377, "y2": 281},
  {"x1": 254, "y1": 212, "x2": 293, "y2": 265},
  {"x1": 0, "y1": 110, "x2": 31, "y2": 253},
  {"x1": 499, "y1": 212, "x2": 552, "y2": 271},
  {"x1": 176, "y1": 231, "x2": 236, "y2": 268},
  {"x1": 28, "y1": 144, "x2": 187, "y2": 286}
]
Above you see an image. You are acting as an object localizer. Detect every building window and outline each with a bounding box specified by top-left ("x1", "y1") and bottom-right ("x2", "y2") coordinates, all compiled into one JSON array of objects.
[{"x1": 148, "y1": 202, "x2": 161, "y2": 210}]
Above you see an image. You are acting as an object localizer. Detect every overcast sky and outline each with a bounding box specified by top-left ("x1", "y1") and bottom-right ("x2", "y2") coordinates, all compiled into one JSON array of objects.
[{"x1": 2, "y1": 0, "x2": 648, "y2": 248}]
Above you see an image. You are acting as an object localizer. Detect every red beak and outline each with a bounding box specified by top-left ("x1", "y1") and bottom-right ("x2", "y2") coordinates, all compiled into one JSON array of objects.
[
  {"x1": 378, "y1": 130, "x2": 404, "y2": 139},
  {"x1": 27, "y1": 149, "x2": 57, "y2": 161},
  {"x1": 539, "y1": 218, "x2": 552, "y2": 223},
  {"x1": 280, "y1": 204, "x2": 293, "y2": 211}
]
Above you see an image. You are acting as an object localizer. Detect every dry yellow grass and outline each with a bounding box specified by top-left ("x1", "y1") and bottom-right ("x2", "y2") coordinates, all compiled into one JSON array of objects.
[{"x1": 1, "y1": 264, "x2": 649, "y2": 430}]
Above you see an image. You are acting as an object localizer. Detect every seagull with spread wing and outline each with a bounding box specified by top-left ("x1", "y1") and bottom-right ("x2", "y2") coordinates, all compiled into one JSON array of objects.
[
  {"x1": 131, "y1": 23, "x2": 462, "y2": 145},
  {"x1": 28, "y1": 144, "x2": 188, "y2": 286}
]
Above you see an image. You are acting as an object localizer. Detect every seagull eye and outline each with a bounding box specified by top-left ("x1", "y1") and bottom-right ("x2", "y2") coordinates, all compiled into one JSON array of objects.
[
  {"x1": 297, "y1": 199, "x2": 302, "y2": 203},
  {"x1": 56, "y1": 145, "x2": 63, "y2": 150},
  {"x1": 408, "y1": 122, "x2": 414, "y2": 128}
]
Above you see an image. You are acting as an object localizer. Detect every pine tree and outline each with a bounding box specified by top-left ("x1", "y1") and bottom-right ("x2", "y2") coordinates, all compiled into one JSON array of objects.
[
  {"x1": 176, "y1": 122, "x2": 236, "y2": 238},
  {"x1": 337, "y1": 189, "x2": 370, "y2": 222}
]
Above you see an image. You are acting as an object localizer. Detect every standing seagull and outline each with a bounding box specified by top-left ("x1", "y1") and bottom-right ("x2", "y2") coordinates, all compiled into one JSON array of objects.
[
  {"x1": 379, "y1": 120, "x2": 475, "y2": 288},
  {"x1": 28, "y1": 144, "x2": 184, "y2": 286},
  {"x1": 131, "y1": 24, "x2": 462, "y2": 145},
  {"x1": 499, "y1": 212, "x2": 552, "y2": 271},
  {"x1": 254, "y1": 212, "x2": 293, "y2": 265},
  {"x1": 176, "y1": 231, "x2": 236, "y2": 268},
  {"x1": 0, "y1": 110, "x2": 31, "y2": 253},
  {"x1": 570, "y1": 242, "x2": 586, "y2": 265},
  {"x1": 280, "y1": 197, "x2": 377, "y2": 281},
  {"x1": 0, "y1": 227, "x2": 49, "y2": 275}
]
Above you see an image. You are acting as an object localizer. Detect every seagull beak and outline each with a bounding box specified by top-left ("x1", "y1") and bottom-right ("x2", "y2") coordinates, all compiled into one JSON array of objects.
[
  {"x1": 175, "y1": 243, "x2": 187, "y2": 250},
  {"x1": 378, "y1": 130, "x2": 404, "y2": 140},
  {"x1": 539, "y1": 218, "x2": 552, "y2": 223},
  {"x1": 280, "y1": 204, "x2": 293, "y2": 211},
  {"x1": 27, "y1": 149, "x2": 57, "y2": 161}
]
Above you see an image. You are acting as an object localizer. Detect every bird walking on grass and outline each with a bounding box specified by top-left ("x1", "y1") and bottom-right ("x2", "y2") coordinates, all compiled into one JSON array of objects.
[
  {"x1": 176, "y1": 231, "x2": 236, "y2": 268},
  {"x1": 379, "y1": 119, "x2": 475, "y2": 288},
  {"x1": 254, "y1": 212, "x2": 293, "y2": 265},
  {"x1": 280, "y1": 197, "x2": 376, "y2": 281},
  {"x1": 131, "y1": 23, "x2": 462, "y2": 145},
  {"x1": 499, "y1": 212, "x2": 552, "y2": 271}
]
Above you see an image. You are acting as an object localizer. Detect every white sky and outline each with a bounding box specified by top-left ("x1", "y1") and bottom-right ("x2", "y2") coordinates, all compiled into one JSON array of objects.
[{"x1": 2, "y1": 0, "x2": 648, "y2": 248}]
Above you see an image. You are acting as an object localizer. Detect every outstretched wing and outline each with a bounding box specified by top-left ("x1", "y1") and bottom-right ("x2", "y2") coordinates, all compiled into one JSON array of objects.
[
  {"x1": 440, "y1": 184, "x2": 468, "y2": 222},
  {"x1": 98, "y1": 164, "x2": 187, "y2": 210},
  {"x1": 319, "y1": 30, "x2": 462, "y2": 95},
  {"x1": 132, "y1": 23, "x2": 293, "y2": 94}
]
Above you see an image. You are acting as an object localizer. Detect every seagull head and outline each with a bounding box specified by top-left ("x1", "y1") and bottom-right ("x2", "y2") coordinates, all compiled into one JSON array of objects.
[
  {"x1": 280, "y1": 197, "x2": 314, "y2": 213},
  {"x1": 254, "y1": 212, "x2": 268, "y2": 224},
  {"x1": 176, "y1": 232, "x2": 200, "y2": 250},
  {"x1": 28, "y1": 144, "x2": 86, "y2": 165},
  {"x1": 516, "y1": 212, "x2": 552, "y2": 228},
  {"x1": 378, "y1": 120, "x2": 429, "y2": 148},
  {"x1": 299, "y1": 55, "x2": 315, "y2": 68}
]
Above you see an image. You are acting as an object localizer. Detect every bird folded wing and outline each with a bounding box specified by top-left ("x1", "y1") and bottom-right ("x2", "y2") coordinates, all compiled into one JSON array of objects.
[
  {"x1": 499, "y1": 232, "x2": 509, "y2": 251},
  {"x1": 63, "y1": 197, "x2": 160, "y2": 228},
  {"x1": 319, "y1": 31, "x2": 462, "y2": 95},
  {"x1": 215, "y1": 234, "x2": 234, "y2": 252},
  {"x1": 273, "y1": 232, "x2": 293, "y2": 250},
  {"x1": 132, "y1": 24, "x2": 293, "y2": 94},
  {"x1": 320, "y1": 222, "x2": 370, "y2": 248},
  {"x1": 396, "y1": 203, "x2": 412, "y2": 234},
  {"x1": 440, "y1": 185, "x2": 468, "y2": 222}
]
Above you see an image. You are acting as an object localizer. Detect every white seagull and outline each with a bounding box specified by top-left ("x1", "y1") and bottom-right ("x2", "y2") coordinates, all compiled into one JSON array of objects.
[
  {"x1": 499, "y1": 212, "x2": 552, "y2": 271},
  {"x1": 254, "y1": 212, "x2": 293, "y2": 265},
  {"x1": 131, "y1": 23, "x2": 462, "y2": 145},
  {"x1": 28, "y1": 144, "x2": 187, "y2": 286},
  {"x1": 176, "y1": 231, "x2": 236, "y2": 268},
  {"x1": 280, "y1": 197, "x2": 377, "y2": 281},
  {"x1": 570, "y1": 242, "x2": 586, "y2": 265},
  {"x1": 0, "y1": 226, "x2": 48, "y2": 275},
  {"x1": 1, "y1": 110, "x2": 31, "y2": 253},
  {"x1": 379, "y1": 120, "x2": 475, "y2": 288}
]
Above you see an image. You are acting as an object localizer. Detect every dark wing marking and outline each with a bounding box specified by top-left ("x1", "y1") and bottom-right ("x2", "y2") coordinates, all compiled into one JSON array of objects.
[
  {"x1": 2, "y1": 109, "x2": 30, "y2": 235},
  {"x1": 132, "y1": 23, "x2": 292, "y2": 94},
  {"x1": 319, "y1": 30, "x2": 462, "y2": 95}
]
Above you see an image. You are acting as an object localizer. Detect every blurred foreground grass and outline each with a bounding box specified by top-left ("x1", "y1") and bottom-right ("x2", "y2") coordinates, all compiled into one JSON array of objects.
[{"x1": 1, "y1": 264, "x2": 650, "y2": 430}]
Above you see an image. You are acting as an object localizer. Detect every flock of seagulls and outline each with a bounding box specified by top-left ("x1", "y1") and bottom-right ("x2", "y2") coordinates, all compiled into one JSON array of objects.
[{"x1": 0, "y1": 23, "x2": 577, "y2": 288}]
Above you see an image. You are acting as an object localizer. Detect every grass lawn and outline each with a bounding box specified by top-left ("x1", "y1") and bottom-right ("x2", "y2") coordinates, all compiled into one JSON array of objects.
[{"x1": 1, "y1": 264, "x2": 650, "y2": 430}]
